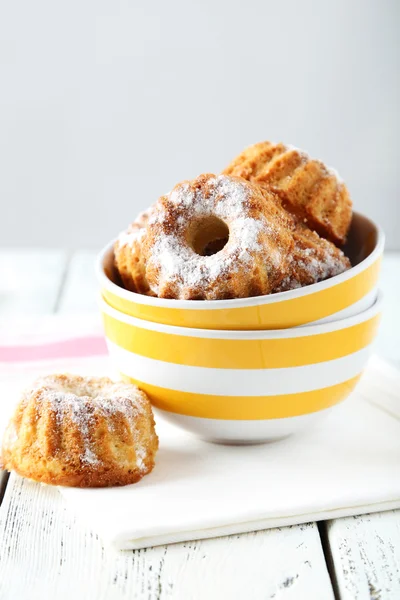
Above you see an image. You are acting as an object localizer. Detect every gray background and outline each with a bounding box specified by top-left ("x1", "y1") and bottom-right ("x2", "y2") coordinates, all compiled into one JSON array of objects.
[{"x1": 1, "y1": 0, "x2": 399, "y2": 249}]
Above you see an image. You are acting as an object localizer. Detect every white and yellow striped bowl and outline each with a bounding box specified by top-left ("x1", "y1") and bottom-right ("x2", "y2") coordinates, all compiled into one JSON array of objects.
[
  {"x1": 97, "y1": 212, "x2": 384, "y2": 330},
  {"x1": 100, "y1": 293, "x2": 382, "y2": 443}
]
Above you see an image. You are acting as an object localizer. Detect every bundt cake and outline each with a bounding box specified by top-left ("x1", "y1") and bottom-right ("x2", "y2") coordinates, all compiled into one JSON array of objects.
[
  {"x1": 141, "y1": 174, "x2": 296, "y2": 300},
  {"x1": 274, "y1": 223, "x2": 351, "y2": 293},
  {"x1": 223, "y1": 141, "x2": 352, "y2": 245},
  {"x1": 114, "y1": 208, "x2": 154, "y2": 295},
  {"x1": 1, "y1": 374, "x2": 159, "y2": 487}
]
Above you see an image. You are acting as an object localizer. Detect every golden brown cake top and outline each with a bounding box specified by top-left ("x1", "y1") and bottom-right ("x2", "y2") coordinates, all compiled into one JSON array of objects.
[
  {"x1": 21, "y1": 375, "x2": 149, "y2": 464},
  {"x1": 116, "y1": 208, "x2": 152, "y2": 250},
  {"x1": 141, "y1": 173, "x2": 296, "y2": 299},
  {"x1": 223, "y1": 141, "x2": 352, "y2": 245},
  {"x1": 1, "y1": 374, "x2": 158, "y2": 487}
]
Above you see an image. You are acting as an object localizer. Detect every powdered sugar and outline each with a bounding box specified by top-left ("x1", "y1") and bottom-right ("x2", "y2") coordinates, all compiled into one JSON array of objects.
[
  {"x1": 27, "y1": 375, "x2": 148, "y2": 467},
  {"x1": 286, "y1": 144, "x2": 344, "y2": 183},
  {"x1": 150, "y1": 223, "x2": 262, "y2": 295},
  {"x1": 325, "y1": 166, "x2": 344, "y2": 184},
  {"x1": 117, "y1": 226, "x2": 146, "y2": 249},
  {"x1": 284, "y1": 143, "x2": 309, "y2": 158},
  {"x1": 117, "y1": 208, "x2": 153, "y2": 248},
  {"x1": 299, "y1": 244, "x2": 347, "y2": 281},
  {"x1": 147, "y1": 175, "x2": 273, "y2": 296},
  {"x1": 277, "y1": 242, "x2": 349, "y2": 292},
  {"x1": 163, "y1": 176, "x2": 251, "y2": 220},
  {"x1": 210, "y1": 176, "x2": 253, "y2": 219},
  {"x1": 277, "y1": 275, "x2": 302, "y2": 291},
  {"x1": 135, "y1": 445, "x2": 147, "y2": 470},
  {"x1": 169, "y1": 183, "x2": 194, "y2": 207}
]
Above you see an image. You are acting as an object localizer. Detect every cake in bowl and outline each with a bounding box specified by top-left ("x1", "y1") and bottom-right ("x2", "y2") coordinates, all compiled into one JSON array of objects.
[
  {"x1": 114, "y1": 208, "x2": 154, "y2": 296},
  {"x1": 97, "y1": 140, "x2": 383, "y2": 330},
  {"x1": 99, "y1": 212, "x2": 382, "y2": 330},
  {"x1": 1, "y1": 374, "x2": 158, "y2": 487},
  {"x1": 223, "y1": 141, "x2": 352, "y2": 246},
  {"x1": 115, "y1": 173, "x2": 350, "y2": 300}
]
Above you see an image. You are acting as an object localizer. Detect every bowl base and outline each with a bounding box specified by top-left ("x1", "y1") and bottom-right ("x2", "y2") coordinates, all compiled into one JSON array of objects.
[
  {"x1": 154, "y1": 407, "x2": 334, "y2": 445},
  {"x1": 197, "y1": 435, "x2": 292, "y2": 446}
]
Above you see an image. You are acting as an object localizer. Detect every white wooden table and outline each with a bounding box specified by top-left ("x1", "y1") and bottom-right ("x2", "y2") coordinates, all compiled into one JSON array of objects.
[{"x1": 0, "y1": 249, "x2": 399, "y2": 600}]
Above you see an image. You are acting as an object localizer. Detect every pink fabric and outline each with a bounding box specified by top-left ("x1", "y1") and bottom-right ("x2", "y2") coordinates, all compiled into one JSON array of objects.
[{"x1": 0, "y1": 336, "x2": 108, "y2": 363}]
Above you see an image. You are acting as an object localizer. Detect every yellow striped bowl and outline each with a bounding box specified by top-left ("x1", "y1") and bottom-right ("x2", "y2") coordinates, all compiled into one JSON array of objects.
[
  {"x1": 97, "y1": 212, "x2": 384, "y2": 331},
  {"x1": 100, "y1": 293, "x2": 382, "y2": 443}
]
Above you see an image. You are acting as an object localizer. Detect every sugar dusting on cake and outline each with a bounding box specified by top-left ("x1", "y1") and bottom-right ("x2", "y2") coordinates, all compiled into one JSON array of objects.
[
  {"x1": 276, "y1": 236, "x2": 349, "y2": 292},
  {"x1": 298, "y1": 246, "x2": 347, "y2": 281},
  {"x1": 117, "y1": 225, "x2": 146, "y2": 249},
  {"x1": 147, "y1": 175, "x2": 282, "y2": 297},
  {"x1": 117, "y1": 208, "x2": 153, "y2": 249},
  {"x1": 28, "y1": 376, "x2": 149, "y2": 467},
  {"x1": 135, "y1": 445, "x2": 146, "y2": 470},
  {"x1": 280, "y1": 144, "x2": 344, "y2": 183}
]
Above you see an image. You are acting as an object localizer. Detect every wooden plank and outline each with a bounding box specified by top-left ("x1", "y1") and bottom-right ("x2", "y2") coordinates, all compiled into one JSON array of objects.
[
  {"x1": 0, "y1": 249, "x2": 67, "y2": 316},
  {"x1": 324, "y1": 511, "x2": 400, "y2": 600},
  {"x1": 57, "y1": 251, "x2": 98, "y2": 314},
  {"x1": 0, "y1": 475, "x2": 334, "y2": 600}
]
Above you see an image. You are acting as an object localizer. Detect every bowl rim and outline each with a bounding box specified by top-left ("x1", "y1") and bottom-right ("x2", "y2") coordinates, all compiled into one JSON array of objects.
[
  {"x1": 96, "y1": 211, "x2": 385, "y2": 311},
  {"x1": 99, "y1": 290, "x2": 382, "y2": 340}
]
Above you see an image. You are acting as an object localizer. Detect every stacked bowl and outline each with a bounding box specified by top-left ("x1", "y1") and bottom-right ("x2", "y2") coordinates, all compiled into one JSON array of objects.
[{"x1": 97, "y1": 212, "x2": 384, "y2": 443}]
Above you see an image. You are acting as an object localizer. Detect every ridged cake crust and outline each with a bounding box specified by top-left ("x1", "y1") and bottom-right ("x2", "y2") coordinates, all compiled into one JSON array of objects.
[
  {"x1": 114, "y1": 209, "x2": 154, "y2": 295},
  {"x1": 223, "y1": 141, "x2": 352, "y2": 245},
  {"x1": 141, "y1": 174, "x2": 296, "y2": 300},
  {"x1": 1, "y1": 374, "x2": 159, "y2": 488},
  {"x1": 274, "y1": 223, "x2": 351, "y2": 292},
  {"x1": 113, "y1": 173, "x2": 350, "y2": 300}
]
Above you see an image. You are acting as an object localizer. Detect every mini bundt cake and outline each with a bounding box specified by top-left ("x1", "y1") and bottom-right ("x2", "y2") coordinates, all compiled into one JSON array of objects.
[
  {"x1": 141, "y1": 174, "x2": 297, "y2": 300},
  {"x1": 223, "y1": 141, "x2": 352, "y2": 245},
  {"x1": 1, "y1": 374, "x2": 158, "y2": 487},
  {"x1": 114, "y1": 208, "x2": 154, "y2": 295},
  {"x1": 274, "y1": 223, "x2": 351, "y2": 293}
]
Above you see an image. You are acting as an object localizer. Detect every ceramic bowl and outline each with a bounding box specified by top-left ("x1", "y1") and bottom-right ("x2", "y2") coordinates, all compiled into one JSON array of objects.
[
  {"x1": 99, "y1": 293, "x2": 382, "y2": 443},
  {"x1": 97, "y1": 212, "x2": 384, "y2": 330}
]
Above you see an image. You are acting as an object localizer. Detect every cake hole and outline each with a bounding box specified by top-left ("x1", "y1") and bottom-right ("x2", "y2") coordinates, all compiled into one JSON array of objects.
[{"x1": 188, "y1": 216, "x2": 229, "y2": 256}]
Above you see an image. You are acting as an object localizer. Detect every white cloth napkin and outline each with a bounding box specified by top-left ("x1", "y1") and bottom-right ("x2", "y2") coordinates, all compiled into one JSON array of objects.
[{"x1": 1, "y1": 315, "x2": 399, "y2": 550}]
